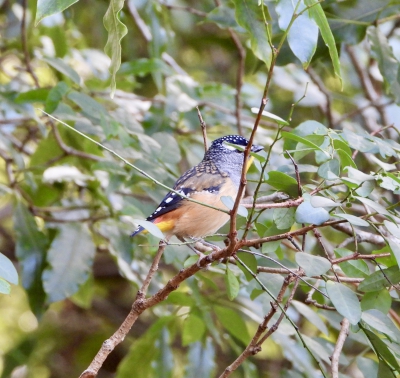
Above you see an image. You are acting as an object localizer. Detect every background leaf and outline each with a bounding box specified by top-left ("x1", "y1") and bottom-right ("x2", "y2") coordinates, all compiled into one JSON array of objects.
[
  {"x1": 103, "y1": 0, "x2": 128, "y2": 97},
  {"x1": 42, "y1": 223, "x2": 96, "y2": 302},
  {"x1": 36, "y1": 0, "x2": 79, "y2": 25},
  {"x1": 295, "y1": 252, "x2": 331, "y2": 277},
  {"x1": 326, "y1": 281, "x2": 361, "y2": 325}
]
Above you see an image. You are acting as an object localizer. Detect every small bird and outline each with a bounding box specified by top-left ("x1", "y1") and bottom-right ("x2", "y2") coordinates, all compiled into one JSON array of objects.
[{"x1": 131, "y1": 135, "x2": 263, "y2": 244}]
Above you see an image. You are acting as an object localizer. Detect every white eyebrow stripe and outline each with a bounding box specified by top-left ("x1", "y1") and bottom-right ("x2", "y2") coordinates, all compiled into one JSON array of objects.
[{"x1": 223, "y1": 143, "x2": 238, "y2": 150}]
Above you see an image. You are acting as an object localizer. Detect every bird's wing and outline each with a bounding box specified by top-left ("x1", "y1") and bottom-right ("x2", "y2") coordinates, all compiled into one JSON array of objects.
[{"x1": 145, "y1": 162, "x2": 229, "y2": 222}]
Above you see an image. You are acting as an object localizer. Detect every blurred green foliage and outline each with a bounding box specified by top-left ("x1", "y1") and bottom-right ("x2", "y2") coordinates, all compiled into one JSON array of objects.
[{"x1": 1, "y1": 0, "x2": 400, "y2": 377}]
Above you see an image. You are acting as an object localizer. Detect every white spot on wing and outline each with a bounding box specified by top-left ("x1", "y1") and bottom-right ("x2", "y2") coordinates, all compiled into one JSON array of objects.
[{"x1": 165, "y1": 197, "x2": 173, "y2": 203}]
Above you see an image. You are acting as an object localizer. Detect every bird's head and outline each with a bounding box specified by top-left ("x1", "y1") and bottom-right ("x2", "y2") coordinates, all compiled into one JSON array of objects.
[
  {"x1": 207, "y1": 135, "x2": 263, "y2": 156},
  {"x1": 204, "y1": 135, "x2": 263, "y2": 177}
]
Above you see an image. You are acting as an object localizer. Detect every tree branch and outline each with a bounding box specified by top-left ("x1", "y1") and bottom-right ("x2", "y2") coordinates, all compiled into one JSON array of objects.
[{"x1": 330, "y1": 318, "x2": 350, "y2": 378}]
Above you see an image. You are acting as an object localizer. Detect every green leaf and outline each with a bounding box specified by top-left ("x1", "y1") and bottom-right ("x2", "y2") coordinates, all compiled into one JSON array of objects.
[
  {"x1": 261, "y1": 223, "x2": 286, "y2": 254},
  {"x1": 333, "y1": 138, "x2": 353, "y2": 157},
  {"x1": 384, "y1": 220, "x2": 400, "y2": 238},
  {"x1": 103, "y1": 0, "x2": 128, "y2": 97},
  {"x1": 236, "y1": 251, "x2": 257, "y2": 281},
  {"x1": 117, "y1": 317, "x2": 173, "y2": 378},
  {"x1": 214, "y1": 306, "x2": 249, "y2": 344},
  {"x1": 252, "y1": 108, "x2": 289, "y2": 125},
  {"x1": 361, "y1": 290, "x2": 392, "y2": 314},
  {"x1": 225, "y1": 265, "x2": 240, "y2": 301},
  {"x1": 376, "y1": 173, "x2": 400, "y2": 193},
  {"x1": 333, "y1": 213, "x2": 369, "y2": 227},
  {"x1": 120, "y1": 58, "x2": 172, "y2": 76},
  {"x1": 165, "y1": 292, "x2": 196, "y2": 307},
  {"x1": 282, "y1": 131, "x2": 326, "y2": 153},
  {"x1": 186, "y1": 339, "x2": 216, "y2": 378},
  {"x1": 36, "y1": 0, "x2": 79, "y2": 25},
  {"x1": 276, "y1": 0, "x2": 318, "y2": 68},
  {"x1": 182, "y1": 314, "x2": 206, "y2": 346},
  {"x1": 273, "y1": 207, "x2": 296, "y2": 230},
  {"x1": 45, "y1": 81, "x2": 69, "y2": 113},
  {"x1": 295, "y1": 201, "x2": 330, "y2": 225},
  {"x1": 367, "y1": 26, "x2": 400, "y2": 104},
  {"x1": 342, "y1": 129, "x2": 378, "y2": 153},
  {"x1": 355, "y1": 197, "x2": 393, "y2": 218},
  {"x1": 205, "y1": 4, "x2": 237, "y2": 29},
  {"x1": 133, "y1": 219, "x2": 165, "y2": 240},
  {"x1": 358, "y1": 266, "x2": 400, "y2": 292},
  {"x1": 334, "y1": 248, "x2": 370, "y2": 278},
  {"x1": 387, "y1": 239, "x2": 400, "y2": 270},
  {"x1": 0, "y1": 252, "x2": 18, "y2": 285},
  {"x1": 67, "y1": 91, "x2": 107, "y2": 120},
  {"x1": 318, "y1": 159, "x2": 340, "y2": 180},
  {"x1": 363, "y1": 329, "x2": 400, "y2": 371},
  {"x1": 356, "y1": 180, "x2": 375, "y2": 197},
  {"x1": 362, "y1": 309, "x2": 400, "y2": 343},
  {"x1": 232, "y1": 0, "x2": 272, "y2": 66},
  {"x1": 302, "y1": 335, "x2": 331, "y2": 364},
  {"x1": 71, "y1": 276, "x2": 94, "y2": 309},
  {"x1": 42, "y1": 223, "x2": 96, "y2": 302},
  {"x1": 295, "y1": 252, "x2": 331, "y2": 277},
  {"x1": 152, "y1": 132, "x2": 182, "y2": 164},
  {"x1": 14, "y1": 200, "x2": 48, "y2": 314},
  {"x1": 304, "y1": 0, "x2": 342, "y2": 85},
  {"x1": 220, "y1": 196, "x2": 248, "y2": 217},
  {"x1": 15, "y1": 88, "x2": 50, "y2": 103},
  {"x1": 265, "y1": 171, "x2": 299, "y2": 197},
  {"x1": 336, "y1": 148, "x2": 357, "y2": 169},
  {"x1": 43, "y1": 57, "x2": 81, "y2": 84},
  {"x1": 378, "y1": 360, "x2": 397, "y2": 378},
  {"x1": 326, "y1": 281, "x2": 362, "y2": 325},
  {"x1": 0, "y1": 278, "x2": 11, "y2": 294},
  {"x1": 292, "y1": 300, "x2": 328, "y2": 335},
  {"x1": 357, "y1": 356, "x2": 379, "y2": 378},
  {"x1": 345, "y1": 166, "x2": 375, "y2": 184},
  {"x1": 310, "y1": 196, "x2": 339, "y2": 208}
]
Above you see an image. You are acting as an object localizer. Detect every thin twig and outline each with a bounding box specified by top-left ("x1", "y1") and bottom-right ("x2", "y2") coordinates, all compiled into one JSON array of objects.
[
  {"x1": 196, "y1": 106, "x2": 208, "y2": 153},
  {"x1": 227, "y1": 29, "x2": 245, "y2": 135},
  {"x1": 313, "y1": 229, "x2": 340, "y2": 282},
  {"x1": 241, "y1": 197, "x2": 303, "y2": 209},
  {"x1": 212, "y1": 0, "x2": 245, "y2": 135},
  {"x1": 126, "y1": 1, "x2": 152, "y2": 42},
  {"x1": 305, "y1": 280, "x2": 335, "y2": 310},
  {"x1": 331, "y1": 252, "x2": 390, "y2": 265},
  {"x1": 306, "y1": 67, "x2": 334, "y2": 128},
  {"x1": 345, "y1": 45, "x2": 389, "y2": 127},
  {"x1": 241, "y1": 220, "x2": 347, "y2": 248},
  {"x1": 159, "y1": 1, "x2": 207, "y2": 17},
  {"x1": 257, "y1": 277, "x2": 299, "y2": 345},
  {"x1": 21, "y1": 0, "x2": 39, "y2": 88},
  {"x1": 332, "y1": 222, "x2": 386, "y2": 247},
  {"x1": 256, "y1": 267, "x2": 364, "y2": 283},
  {"x1": 330, "y1": 318, "x2": 350, "y2": 378},
  {"x1": 50, "y1": 121, "x2": 106, "y2": 162},
  {"x1": 219, "y1": 270, "x2": 296, "y2": 377}
]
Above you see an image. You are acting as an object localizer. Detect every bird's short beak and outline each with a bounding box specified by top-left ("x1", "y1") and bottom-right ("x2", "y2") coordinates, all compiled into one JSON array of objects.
[{"x1": 251, "y1": 144, "x2": 263, "y2": 153}]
